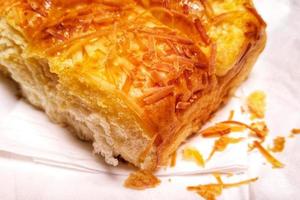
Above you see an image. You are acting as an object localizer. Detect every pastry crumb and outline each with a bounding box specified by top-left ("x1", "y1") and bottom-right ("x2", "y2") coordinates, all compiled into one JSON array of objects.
[
  {"x1": 268, "y1": 137, "x2": 285, "y2": 153},
  {"x1": 207, "y1": 136, "x2": 244, "y2": 161},
  {"x1": 183, "y1": 147, "x2": 205, "y2": 167},
  {"x1": 187, "y1": 175, "x2": 258, "y2": 200},
  {"x1": 124, "y1": 170, "x2": 161, "y2": 190},
  {"x1": 250, "y1": 121, "x2": 269, "y2": 141},
  {"x1": 247, "y1": 91, "x2": 266, "y2": 119},
  {"x1": 228, "y1": 110, "x2": 235, "y2": 120},
  {"x1": 291, "y1": 129, "x2": 300, "y2": 134}
]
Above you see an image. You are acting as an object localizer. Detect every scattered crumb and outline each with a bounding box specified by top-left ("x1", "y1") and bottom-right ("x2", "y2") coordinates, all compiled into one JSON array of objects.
[
  {"x1": 213, "y1": 136, "x2": 244, "y2": 152},
  {"x1": 128, "y1": 90, "x2": 290, "y2": 197},
  {"x1": 124, "y1": 170, "x2": 161, "y2": 190},
  {"x1": 183, "y1": 147, "x2": 205, "y2": 167},
  {"x1": 188, "y1": 183, "x2": 223, "y2": 200},
  {"x1": 248, "y1": 143, "x2": 255, "y2": 152},
  {"x1": 228, "y1": 110, "x2": 235, "y2": 121},
  {"x1": 187, "y1": 175, "x2": 258, "y2": 200},
  {"x1": 200, "y1": 122, "x2": 245, "y2": 138},
  {"x1": 207, "y1": 136, "x2": 244, "y2": 161},
  {"x1": 250, "y1": 121, "x2": 269, "y2": 141},
  {"x1": 268, "y1": 137, "x2": 285, "y2": 153},
  {"x1": 247, "y1": 91, "x2": 266, "y2": 119},
  {"x1": 291, "y1": 128, "x2": 300, "y2": 134}
]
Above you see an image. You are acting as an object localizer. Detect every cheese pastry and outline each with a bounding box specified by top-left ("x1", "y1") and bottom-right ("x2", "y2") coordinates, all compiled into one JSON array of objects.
[{"x1": 0, "y1": 0, "x2": 266, "y2": 170}]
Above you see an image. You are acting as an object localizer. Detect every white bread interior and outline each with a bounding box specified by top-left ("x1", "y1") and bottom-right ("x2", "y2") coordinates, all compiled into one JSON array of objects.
[{"x1": 0, "y1": 19, "x2": 156, "y2": 169}]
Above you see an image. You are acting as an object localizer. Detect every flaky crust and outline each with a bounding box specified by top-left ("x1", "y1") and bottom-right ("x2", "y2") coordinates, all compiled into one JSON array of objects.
[{"x1": 0, "y1": 0, "x2": 266, "y2": 169}]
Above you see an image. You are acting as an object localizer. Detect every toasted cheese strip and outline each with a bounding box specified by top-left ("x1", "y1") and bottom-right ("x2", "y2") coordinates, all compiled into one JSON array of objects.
[{"x1": 0, "y1": 0, "x2": 266, "y2": 170}]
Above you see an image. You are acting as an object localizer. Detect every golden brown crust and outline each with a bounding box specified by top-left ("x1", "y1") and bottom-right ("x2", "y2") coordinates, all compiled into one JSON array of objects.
[{"x1": 0, "y1": 0, "x2": 266, "y2": 169}]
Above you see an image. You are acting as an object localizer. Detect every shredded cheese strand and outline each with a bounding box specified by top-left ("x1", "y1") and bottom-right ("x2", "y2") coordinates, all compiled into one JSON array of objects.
[
  {"x1": 207, "y1": 136, "x2": 244, "y2": 161},
  {"x1": 187, "y1": 176, "x2": 258, "y2": 200},
  {"x1": 253, "y1": 141, "x2": 284, "y2": 168},
  {"x1": 220, "y1": 120, "x2": 266, "y2": 140},
  {"x1": 222, "y1": 177, "x2": 258, "y2": 188},
  {"x1": 292, "y1": 129, "x2": 300, "y2": 134}
]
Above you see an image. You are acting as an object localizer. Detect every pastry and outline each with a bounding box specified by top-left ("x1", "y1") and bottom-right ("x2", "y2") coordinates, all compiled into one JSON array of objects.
[{"x1": 0, "y1": 0, "x2": 266, "y2": 170}]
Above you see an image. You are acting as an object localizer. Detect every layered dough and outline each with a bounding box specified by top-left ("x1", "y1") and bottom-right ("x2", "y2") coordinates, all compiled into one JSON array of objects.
[{"x1": 0, "y1": 0, "x2": 266, "y2": 170}]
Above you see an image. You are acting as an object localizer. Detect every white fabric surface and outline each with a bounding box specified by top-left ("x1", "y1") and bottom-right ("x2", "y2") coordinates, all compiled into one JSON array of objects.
[
  {"x1": 0, "y1": 99, "x2": 249, "y2": 176},
  {"x1": 0, "y1": 0, "x2": 300, "y2": 199}
]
